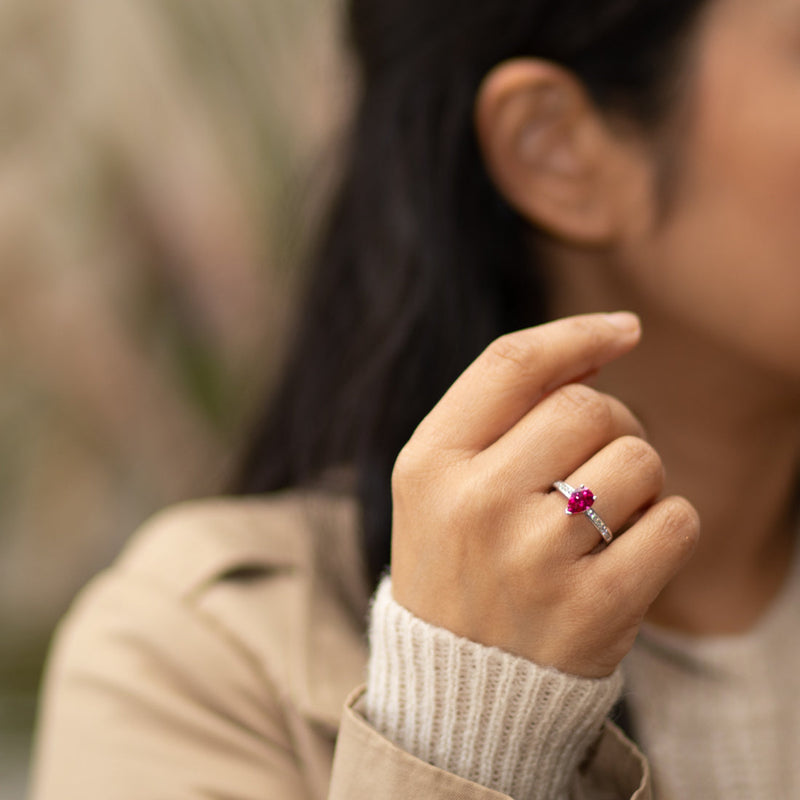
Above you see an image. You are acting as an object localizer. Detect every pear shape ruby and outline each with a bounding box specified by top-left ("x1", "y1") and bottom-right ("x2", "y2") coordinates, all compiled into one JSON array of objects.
[{"x1": 567, "y1": 487, "x2": 596, "y2": 514}]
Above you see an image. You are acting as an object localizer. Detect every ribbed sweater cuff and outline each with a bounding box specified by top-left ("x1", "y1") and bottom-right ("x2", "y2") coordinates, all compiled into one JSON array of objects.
[{"x1": 365, "y1": 577, "x2": 623, "y2": 800}]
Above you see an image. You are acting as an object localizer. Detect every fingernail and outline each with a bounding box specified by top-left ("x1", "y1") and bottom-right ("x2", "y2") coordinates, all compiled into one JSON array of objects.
[{"x1": 603, "y1": 312, "x2": 640, "y2": 333}]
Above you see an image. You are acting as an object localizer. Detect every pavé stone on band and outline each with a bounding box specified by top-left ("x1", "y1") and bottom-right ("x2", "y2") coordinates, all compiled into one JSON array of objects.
[{"x1": 552, "y1": 481, "x2": 614, "y2": 545}]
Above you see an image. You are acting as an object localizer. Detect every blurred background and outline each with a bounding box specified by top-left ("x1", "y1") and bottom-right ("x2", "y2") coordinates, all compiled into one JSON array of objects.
[{"x1": 0, "y1": 1, "x2": 350, "y2": 795}]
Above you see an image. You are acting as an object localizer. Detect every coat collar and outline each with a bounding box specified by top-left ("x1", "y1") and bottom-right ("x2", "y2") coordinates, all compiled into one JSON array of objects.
[{"x1": 120, "y1": 486, "x2": 372, "y2": 733}]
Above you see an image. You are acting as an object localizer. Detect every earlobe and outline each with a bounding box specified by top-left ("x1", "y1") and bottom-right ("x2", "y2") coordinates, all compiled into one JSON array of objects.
[{"x1": 474, "y1": 59, "x2": 628, "y2": 245}]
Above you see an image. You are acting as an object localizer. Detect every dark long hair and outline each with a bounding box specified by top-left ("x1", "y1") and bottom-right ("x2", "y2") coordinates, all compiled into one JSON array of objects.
[{"x1": 233, "y1": 0, "x2": 709, "y2": 587}]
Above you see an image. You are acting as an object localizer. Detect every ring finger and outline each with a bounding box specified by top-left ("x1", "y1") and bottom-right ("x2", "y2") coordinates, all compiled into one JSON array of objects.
[{"x1": 540, "y1": 434, "x2": 665, "y2": 555}]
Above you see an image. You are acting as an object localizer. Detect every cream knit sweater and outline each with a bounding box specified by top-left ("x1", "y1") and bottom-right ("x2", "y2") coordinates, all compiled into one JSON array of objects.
[
  {"x1": 365, "y1": 563, "x2": 800, "y2": 800},
  {"x1": 623, "y1": 544, "x2": 800, "y2": 800},
  {"x1": 365, "y1": 578, "x2": 623, "y2": 799}
]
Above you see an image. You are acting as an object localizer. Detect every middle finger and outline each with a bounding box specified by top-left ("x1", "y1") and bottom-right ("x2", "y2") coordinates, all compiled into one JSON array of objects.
[{"x1": 476, "y1": 382, "x2": 646, "y2": 494}]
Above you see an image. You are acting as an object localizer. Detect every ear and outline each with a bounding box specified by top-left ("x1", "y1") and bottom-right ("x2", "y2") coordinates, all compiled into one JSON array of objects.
[{"x1": 474, "y1": 59, "x2": 645, "y2": 245}]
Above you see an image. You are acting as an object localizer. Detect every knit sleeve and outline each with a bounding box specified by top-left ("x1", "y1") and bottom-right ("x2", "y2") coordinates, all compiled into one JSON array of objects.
[{"x1": 364, "y1": 577, "x2": 623, "y2": 800}]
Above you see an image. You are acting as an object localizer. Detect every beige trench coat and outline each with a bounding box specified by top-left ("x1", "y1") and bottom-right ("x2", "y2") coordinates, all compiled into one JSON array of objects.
[{"x1": 30, "y1": 488, "x2": 651, "y2": 799}]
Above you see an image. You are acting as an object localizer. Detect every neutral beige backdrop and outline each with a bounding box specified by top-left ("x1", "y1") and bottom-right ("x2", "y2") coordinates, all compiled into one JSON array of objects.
[{"x1": 0, "y1": 1, "x2": 349, "y2": 796}]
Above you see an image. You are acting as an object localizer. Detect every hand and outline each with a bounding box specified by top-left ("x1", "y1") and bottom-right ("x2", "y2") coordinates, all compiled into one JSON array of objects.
[{"x1": 390, "y1": 313, "x2": 699, "y2": 678}]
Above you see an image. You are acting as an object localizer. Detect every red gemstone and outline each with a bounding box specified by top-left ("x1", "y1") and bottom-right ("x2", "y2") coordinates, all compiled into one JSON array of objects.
[{"x1": 567, "y1": 487, "x2": 595, "y2": 514}]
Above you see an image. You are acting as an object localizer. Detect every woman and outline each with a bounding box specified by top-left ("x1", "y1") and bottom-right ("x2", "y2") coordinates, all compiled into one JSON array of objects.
[{"x1": 30, "y1": 0, "x2": 800, "y2": 798}]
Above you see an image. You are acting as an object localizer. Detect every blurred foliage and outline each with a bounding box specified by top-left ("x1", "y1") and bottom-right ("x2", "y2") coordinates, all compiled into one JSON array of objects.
[{"x1": 0, "y1": 2, "x2": 350, "y2": 786}]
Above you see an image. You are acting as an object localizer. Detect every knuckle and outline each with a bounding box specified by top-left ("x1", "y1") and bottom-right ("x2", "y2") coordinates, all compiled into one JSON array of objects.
[
  {"x1": 568, "y1": 315, "x2": 606, "y2": 346},
  {"x1": 659, "y1": 496, "x2": 701, "y2": 551},
  {"x1": 484, "y1": 332, "x2": 537, "y2": 376},
  {"x1": 391, "y1": 443, "x2": 424, "y2": 491},
  {"x1": 554, "y1": 383, "x2": 612, "y2": 429},
  {"x1": 616, "y1": 436, "x2": 665, "y2": 485},
  {"x1": 662, "y1": 495, "x2": 700, "y2": 532}
]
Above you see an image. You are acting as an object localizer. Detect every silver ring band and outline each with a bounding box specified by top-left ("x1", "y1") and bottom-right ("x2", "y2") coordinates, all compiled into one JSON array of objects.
[{"x1": 552, "y1": 481, "x2": 614, "y2": 545}]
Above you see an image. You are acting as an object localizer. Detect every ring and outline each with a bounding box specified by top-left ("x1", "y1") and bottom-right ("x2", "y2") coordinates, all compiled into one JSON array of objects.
[{"x1": 552, "y1": 481, "x2": 613, "y2": 544}]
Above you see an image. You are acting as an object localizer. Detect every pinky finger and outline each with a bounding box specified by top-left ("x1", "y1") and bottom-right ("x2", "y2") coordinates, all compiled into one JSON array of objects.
[{"x1": 596, "y1": 496, "x2": 700, "y2": 609}]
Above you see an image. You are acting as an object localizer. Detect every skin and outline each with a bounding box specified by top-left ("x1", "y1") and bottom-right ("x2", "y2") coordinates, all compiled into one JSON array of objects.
[
  {"x1": 391, "y1": 0, "x2": 800, "y2": 678},
  {"x1": 552, "y1": 0, "x2": 800, "y2": 635}
]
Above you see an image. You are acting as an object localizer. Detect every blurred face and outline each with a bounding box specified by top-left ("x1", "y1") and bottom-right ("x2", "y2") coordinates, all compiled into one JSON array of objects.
[{"x1": 619, "y1": 0, "x2": 800, "y2": 381}]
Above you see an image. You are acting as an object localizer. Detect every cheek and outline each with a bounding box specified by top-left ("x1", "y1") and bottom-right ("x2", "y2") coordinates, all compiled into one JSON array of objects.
[
  {"x1": 636, "y1": 160, "x2": 800, "y2": 376},
  {"x1": 624, "y1": 51, "x2": 800, "y2": 375}
]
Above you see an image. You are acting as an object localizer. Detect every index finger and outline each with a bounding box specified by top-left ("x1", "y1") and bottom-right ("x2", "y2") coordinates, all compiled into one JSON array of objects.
[{"x1": 416, "y1": 312, "x2": 641, "y2": 454}]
